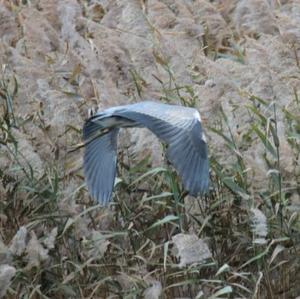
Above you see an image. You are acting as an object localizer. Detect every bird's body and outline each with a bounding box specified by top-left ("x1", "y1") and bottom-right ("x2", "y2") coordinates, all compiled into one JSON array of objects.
[{"x1": 83, "y1": 101, "x2": 209, "y2": 205}]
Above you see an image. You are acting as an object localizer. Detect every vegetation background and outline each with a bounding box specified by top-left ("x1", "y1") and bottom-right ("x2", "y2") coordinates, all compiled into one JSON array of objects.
[{"x1": 0, "y1": 0, "x2": 299, "y2": 298}]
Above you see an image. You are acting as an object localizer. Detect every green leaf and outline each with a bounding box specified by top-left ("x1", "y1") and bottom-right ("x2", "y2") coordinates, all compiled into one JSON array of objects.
[
  {"x1": 141, "y1": 192, "x2": 173, "y2": 203},
  {"x1": 208, "y1": 286, "x2": 233, "y2": 299},
  {"x1": 146, "y1": 215, "x2": 179, "y2": 231},
  {"x1": 252, "y1": 124, "x2": 277, "y2": 157},
  {"x1": 215, "y1": 264, "x2": 230, "y2": 276},
  {"x1": 130, "y1": 166, "x2": 167, "y2": 186},
  {"x1": 249, "y1": 95, "x2": 268, "y2": 106},
  {"x1": 246, "y1": 104, "x2": 267, "y2": 126},
  {"x1": 209, "y1": 127, "x2": 236, "y2": 152}
]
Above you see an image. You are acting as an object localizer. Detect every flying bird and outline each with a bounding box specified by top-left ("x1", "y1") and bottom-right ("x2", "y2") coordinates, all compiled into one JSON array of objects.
[{"x1": 83, "y1": 101, "x2": 209, "y2": 205}]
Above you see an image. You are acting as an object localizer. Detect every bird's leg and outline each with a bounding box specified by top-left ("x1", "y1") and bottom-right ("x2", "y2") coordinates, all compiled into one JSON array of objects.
[
  {"x1": 88, "y1": 106, "x2": 99, "y2": 118},
  {"x1": 67, "y1": 128, "x2": 111, "y2": 153}
]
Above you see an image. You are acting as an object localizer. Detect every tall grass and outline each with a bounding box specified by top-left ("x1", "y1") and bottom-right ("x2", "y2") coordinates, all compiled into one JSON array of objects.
[{"x1": 1, "y1": 63, "x2": 299, "y2": 299}]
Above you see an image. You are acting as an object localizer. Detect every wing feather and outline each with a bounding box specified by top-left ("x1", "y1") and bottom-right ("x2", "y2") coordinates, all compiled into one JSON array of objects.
[
  {"x1": 83, "y1": 101, "x2": 209, "y2": 204},
  {"x1": 110, "y1": 102, "x2": 209, "y2": 195},
  {"x1": 83, "y1": 122, "x2": 119, "y2": 205}
]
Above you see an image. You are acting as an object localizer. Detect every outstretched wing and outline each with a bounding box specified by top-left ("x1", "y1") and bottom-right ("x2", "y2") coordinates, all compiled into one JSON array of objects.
[
  {"x1": 111, "y1": 102, "x2": 209, "y2": 195},
  {"x1": 83, "y1": 122, "x2": 119, "y2": 205}
]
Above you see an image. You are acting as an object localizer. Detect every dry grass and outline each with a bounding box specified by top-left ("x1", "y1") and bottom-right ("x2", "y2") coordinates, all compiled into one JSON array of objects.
[
  {"x1": 0, "y1": 0, "x2": 300, "y2": 298},
  {"x1": 1, "y1": 65, "x2": 299, "y2": 298}
]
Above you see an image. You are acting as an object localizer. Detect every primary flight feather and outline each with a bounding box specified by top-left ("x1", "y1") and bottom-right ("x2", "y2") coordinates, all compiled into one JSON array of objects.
[{"x1": 83, "y1": 101, "x2": 209, "y2": 205}]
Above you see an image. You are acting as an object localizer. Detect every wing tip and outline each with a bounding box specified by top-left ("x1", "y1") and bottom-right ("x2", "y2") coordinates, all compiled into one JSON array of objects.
[
  {"x1": 83, "y1": 129, "x2": 118, "y2": 207},
  {"x1": 183, "y1": 158, "x2": 210, "y2": 196},
  {"x1": 86, "y1": 181, "x2": 113, "y2": 206}
]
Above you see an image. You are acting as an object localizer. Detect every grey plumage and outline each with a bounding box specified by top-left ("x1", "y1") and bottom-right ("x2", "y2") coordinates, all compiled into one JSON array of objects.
[{"x1": 83, "y1": 101, "x2": 209, "y2": 205}]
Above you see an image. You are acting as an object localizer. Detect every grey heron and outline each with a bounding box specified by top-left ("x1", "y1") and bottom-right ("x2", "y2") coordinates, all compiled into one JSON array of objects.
[{"x1": 83, "y1": 101, "x2": 209, "y2": 205}]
